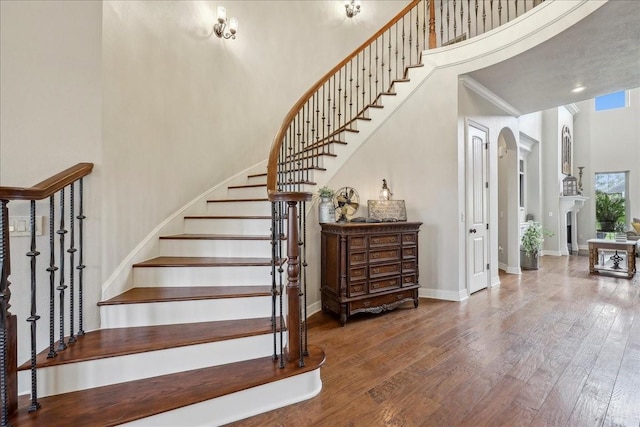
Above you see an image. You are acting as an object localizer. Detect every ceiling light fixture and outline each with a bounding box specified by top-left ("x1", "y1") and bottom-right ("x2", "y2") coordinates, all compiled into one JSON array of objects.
[
  {"x1": 213, "y1": 6, "x2": 238, "y2": 39},
  {"x1": 571, "y1": 85, "x2": 586, "y2": 93},
  {"x1": 345, "y1": 0, "x2": 362, "y2": 18}
]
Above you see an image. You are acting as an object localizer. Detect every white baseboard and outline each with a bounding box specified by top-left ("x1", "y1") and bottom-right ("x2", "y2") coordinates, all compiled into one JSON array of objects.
[{"x1": 419, "y1": 287, "x2": 468, "y2": 301}]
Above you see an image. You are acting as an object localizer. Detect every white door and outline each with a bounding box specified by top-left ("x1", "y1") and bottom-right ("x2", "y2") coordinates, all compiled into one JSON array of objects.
[{"x1": 467, "y1": 122, "x2": 489, "y2": 294}]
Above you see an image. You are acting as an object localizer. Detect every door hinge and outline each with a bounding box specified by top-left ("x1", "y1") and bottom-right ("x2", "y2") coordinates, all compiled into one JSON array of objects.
[
  {"x1": 484, "y1": 142, "x2": 489, "y2": 150},
  {"x1": 485, "y1": 182, "x2": 489, "y2": 188},
  {"x1": 487, "y1": 263, "x2": 490, "y2": 270},
  {"x1": 486, "y1": 223, "x2": 489, "y2": 230}
]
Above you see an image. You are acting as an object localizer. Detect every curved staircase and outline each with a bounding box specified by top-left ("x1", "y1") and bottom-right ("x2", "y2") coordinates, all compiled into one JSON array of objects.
[{"x1": 10, "y1": 175, "x2": 325, "y2": 426}]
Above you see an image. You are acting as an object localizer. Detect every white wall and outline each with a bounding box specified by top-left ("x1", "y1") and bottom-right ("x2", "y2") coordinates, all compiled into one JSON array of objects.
[
  {"x1": 100, "y1": 0, "x2": 407, "y2": 284},
  {"x1": 0, "y1": 0, "x2": 103, "y2": 383},
  {"x1": 573, "y1": 87, "x2": 640, "y2": 246},
  {"x1": 0, "y1": 0, "x2": 406, "y2": 368}
]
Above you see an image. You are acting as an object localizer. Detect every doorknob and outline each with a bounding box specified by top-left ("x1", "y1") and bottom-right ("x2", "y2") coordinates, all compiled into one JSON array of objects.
[{"x1": 469, "y1": 228, "x2": 477, "y2": 233}]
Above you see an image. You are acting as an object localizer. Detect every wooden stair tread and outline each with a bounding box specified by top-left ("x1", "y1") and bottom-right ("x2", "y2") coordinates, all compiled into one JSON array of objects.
[
  {"x1": 133, "y1": 256, "x2": 281, "y2": 268},
  {"x1": 98, "y1": 285, "x2": 273, "y2": 305},
  {"x1": 206, "y1": 198, "x2": 268, "y2": 203},
  {"x1": 184, "y1": 215, "x2": 272, "y2": 219},
  {"x1": 11, "y1": 346, "x2": 325, "y2": 427},
  {"x1": 228, "y1": 183, "x2": 266, "y2": 189},
  {"x1": 18, "y1": 317, "x2": 278, "y2": 370},
  {"x1": 159, "y1": 233, "x2": 273, "y2": 240}
]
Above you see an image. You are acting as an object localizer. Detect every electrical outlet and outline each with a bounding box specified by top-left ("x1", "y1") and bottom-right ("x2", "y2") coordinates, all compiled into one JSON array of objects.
[{"x1": 9, "y1": 216, "x2": 44, "y2": 237}]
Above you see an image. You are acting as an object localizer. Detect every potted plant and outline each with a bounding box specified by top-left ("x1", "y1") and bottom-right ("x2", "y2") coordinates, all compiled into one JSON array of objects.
[
  {"x1": 316, "y1": 186, "x2": 335, "y2": 223},
  {"x1": 521, "y1": 221, "x2": 553, "y2": 270},
  {"x1": 595, "y1": 190, "x2": 625, "y2": 232}
]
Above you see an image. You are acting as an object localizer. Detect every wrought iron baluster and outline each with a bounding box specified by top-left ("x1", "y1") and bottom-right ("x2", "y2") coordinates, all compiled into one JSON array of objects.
[
  {"x1": 388, "y1": 30, "x2": 392, "y2": 87},
  {"x1": 47, "y1": 196, "x2": 57, "y2": 357},
  {"x1": 68, "y1": 183, "x2": 76, "y2": 344},
  {"x1": 348, "y1": 60, "x2": 353, "y2": 121},
  {"x1": 355, "y1": 54, "x2": 360, "y2": 115},
  {"x1": 343, "y1": 63, "x2": 348, "y2": 126},
  {"x1": 467, "y1": 0, "x2": 471, "y2": 38},
  {"x1": 440, "y1": 0, "x2": 444, "y2": 46},
  {"x1": 57, "y1": 188, "x2": 67, "y2": 352},
  {"x1": 475, "y1": 0, "x2": 479, "y2": 37},
  {"x1": 490, "y1": 0, "x2": 494, "y2": 29},
  {"x1": 297, "y1": 201, "x2": 305, "y2": 367},
  {"x1": 337, "y1": 69, "x2": 342, "y2": 130},
  {"x1": 482, "y1": 0, "x2": 486, "y2": 33},
  {"x1": 0, "y1": 199, "x2": 9, "y2": 427},
  {"x1": 278, "y1": 202, "x2": 285, "y2": 368},
  {"x1": 368, "y1": 45, "x2": 372, "y2": 105},
  {"x1": 270, "y1": 201, "x2": 278, "y2": 362},
  {"x1": 380, "y1": 33, "x2": 385, "y2": 93},
  {"x1": 26, "y1": 200, "x2": 41, "y2": 412},
  {"x1": 374, "y1": 38, "x2": 379, "y2": 97},
  {"x1": 76, "y1": 179, "x2": 85, "y2": 337},
  {"x1": 402, "y1": 17, "x2": 406, "y2": 72}
]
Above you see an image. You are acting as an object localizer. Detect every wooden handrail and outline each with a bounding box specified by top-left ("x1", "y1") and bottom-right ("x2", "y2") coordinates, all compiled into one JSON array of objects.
[
  {"x1": 0, "y1": 163, "x2": 94, "y2": 201},
  {"x1": 267, "y1": 0, "x2": 421, "y2": 194}
]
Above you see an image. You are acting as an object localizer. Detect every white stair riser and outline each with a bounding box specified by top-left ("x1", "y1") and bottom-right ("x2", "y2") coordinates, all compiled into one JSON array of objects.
[
  {"x1": 227, "y1": 186, "x2": 267, "y2": 199},
  {"x1": 184, "y1": 218, "x2": 273, "y2": 235},
  {"x1": 159, "y1": 239, "x2": 272, "y2": 258},
  {"x1": 120, "y1": 369, "x2": 322, "y2": 427},
  {"x1": 133, "y1": 265, "x2": 274, "y2": 287},
  {"x1": 18, "y1": 334, "x2": 282, "y2": 398},
  {"x1": 100, "y1": 296, "x2": 275, "y2": 328},
  {"x1": 207, "y1": 201, "x2": 271, "y2": 216}
]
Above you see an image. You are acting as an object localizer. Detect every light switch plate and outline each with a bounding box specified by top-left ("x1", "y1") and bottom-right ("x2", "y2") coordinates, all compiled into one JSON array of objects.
[{"x1": 9, "y1": 216, "x2": 44, "y2": 237}]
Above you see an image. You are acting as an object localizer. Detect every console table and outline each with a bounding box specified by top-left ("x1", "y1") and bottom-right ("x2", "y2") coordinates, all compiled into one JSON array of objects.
[
  {"x1": 587, "y1": 239, "x2": 637, "y2": 278},
  {"x1": 320, "y1": 222, "x2": 421, "y2": 326}
]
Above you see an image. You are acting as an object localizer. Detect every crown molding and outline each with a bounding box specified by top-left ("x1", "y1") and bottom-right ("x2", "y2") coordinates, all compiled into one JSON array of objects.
[
  {"x1": 460, "y1": 76, "x2": 521, "y2": 117},
  {"x1": 564, "y1": 103, "x2": 580, "y2": 115},
  {"x1": 519, "y1": 132, "x2": 538, "y2": 155}
]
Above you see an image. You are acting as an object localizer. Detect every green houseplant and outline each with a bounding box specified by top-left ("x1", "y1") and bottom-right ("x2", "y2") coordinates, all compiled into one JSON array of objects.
[
  {"x1": 595, "y1": 190, "x2": 626, "y2": 232},
  {"x1": 521, "y1": 222, "x2": 553, "y2": 270}
]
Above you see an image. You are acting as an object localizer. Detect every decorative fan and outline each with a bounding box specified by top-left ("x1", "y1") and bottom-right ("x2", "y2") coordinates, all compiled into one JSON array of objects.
[{"x1": 333, "y1": 187, "x2": 360, "y2": 222}]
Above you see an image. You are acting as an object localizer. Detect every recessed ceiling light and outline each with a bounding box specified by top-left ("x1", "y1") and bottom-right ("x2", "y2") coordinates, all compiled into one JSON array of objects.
[{"x1": 571, "y1": 86, "x2": 586, "y2": 93}]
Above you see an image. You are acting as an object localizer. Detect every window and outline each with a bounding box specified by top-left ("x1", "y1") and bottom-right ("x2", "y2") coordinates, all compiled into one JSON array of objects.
[
  {"x1": 595, "y1": 172, "x2": 628, "y2": 237},
  {"x1": 595, "y1": 91, "x2": 627, "y2": 111}
]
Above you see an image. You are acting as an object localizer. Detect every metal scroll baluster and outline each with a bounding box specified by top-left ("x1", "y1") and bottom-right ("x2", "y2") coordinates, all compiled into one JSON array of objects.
[
  {"x1": 0, "y1": 199, "x2": 10, "y2": 427},
  {"x1": 467, "y1": 0, "x2": 471, "y2": 39},
  {"x1": 76, "y1": 178, "x2": 86, "y2": 336},
  {"x1": 440, "y1": 0, "x2": 444, "y2": 46},
  {"x1": 374, "y1": 39, "x2": 379, "y2": 98},
  {"x1": 301, "y1": 200, "x2": 309, "y2": 358},
  {"x1": 270, "y1": 201, "x2": 278, "y2": 362},
  {"x1": 297, "y1": 200, "x2": 305, "y2": 367},
  {"x1": 277, "y1": 203, "x2": 285, "y2": 369},
  {"x1": 368, "y1": 45, "x2": 373, "y2": 105},
  {"x1": 355, "y1": 54, "x2": 360, "y2": 115},
  {"x1": 57, "y1": 188, "x2": 67, "y2": 352},
  {"x1": 343, "y1": 63, "x2": 348, "y2": 127},
  {"x1": 47, "y1": 196, "x2": 57, "y2": 357},
  {"x1": 482, "y1": 0, "x2": 486, "y2": 34},
  {"x1": 460, "y1": 0, "x2": 464, "y2": 41},
  {"x1": 26, "y1": 200, "x2": 41, "y2": 412},
  {"x1": 337, "y1": 70, "x2": 342, "y2": 130},
  {"x1": 401, "y1": 17, "x2": 406, "y2": 73},
  {"x1": 490, "y1": 0, "x2": 494, "y2": 29},
  {"x1": 453, "y1": 0, "x2": 457, "y2": 41},
  {"x1": 380, "y1": 33, "x2": 385, "y2": 93},
  {"x1": 68, "y1": 183, "x2": 77, "y2": 344}
]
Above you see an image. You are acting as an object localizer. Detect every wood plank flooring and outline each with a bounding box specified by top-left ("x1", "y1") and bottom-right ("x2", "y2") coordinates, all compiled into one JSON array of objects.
[{"x1": 228, "y1": 255, "x2": 640, "y2": 427}]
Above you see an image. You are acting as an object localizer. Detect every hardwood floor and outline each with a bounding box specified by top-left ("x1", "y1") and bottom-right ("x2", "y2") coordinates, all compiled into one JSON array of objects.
[{"x1": 229, "y1": 255, "x2": 640, "y2": 427}]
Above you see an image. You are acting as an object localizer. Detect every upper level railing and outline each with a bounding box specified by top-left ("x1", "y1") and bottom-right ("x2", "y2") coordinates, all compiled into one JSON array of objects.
[
  {"x1": 266, "y1": 0, "x2": 544, "y2": 368},
  {"x1": 1, "y1": 162, "x2": 93, "y2": 426}
]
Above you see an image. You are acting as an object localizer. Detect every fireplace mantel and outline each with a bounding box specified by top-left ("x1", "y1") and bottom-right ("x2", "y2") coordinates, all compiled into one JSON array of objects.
[{"x1": 559, "y1": 195, "x2": 588, "y2": 255}]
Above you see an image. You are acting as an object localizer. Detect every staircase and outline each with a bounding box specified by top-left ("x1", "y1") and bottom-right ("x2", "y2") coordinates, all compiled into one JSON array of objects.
[
  {"x1": 3, "y1": 1, "x2": 559, "y2": 425},
  {"x1": 9, "y1": 173, "x2": 325, "y2": 426}
]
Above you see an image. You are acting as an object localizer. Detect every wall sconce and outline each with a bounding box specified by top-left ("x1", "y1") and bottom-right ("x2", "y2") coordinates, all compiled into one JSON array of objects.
[
  {"x1": 345, "y1": 0, "x2": 362, "y2": 18},
  {"x1": 214, "y1": 6, "x2": 238, "y2": 39},
  {"x1": 379, "y1": 179, "x2": 392, "y2": 201}
]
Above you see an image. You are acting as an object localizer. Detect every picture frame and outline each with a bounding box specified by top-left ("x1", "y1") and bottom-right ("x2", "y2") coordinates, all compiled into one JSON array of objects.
[{"x1": 367, "y1": 200, "x2": 407, "y2": 221}]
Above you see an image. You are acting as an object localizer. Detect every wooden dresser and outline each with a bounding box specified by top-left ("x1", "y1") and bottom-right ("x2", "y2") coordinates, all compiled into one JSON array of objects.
[{"x1": 320, "y1": 221, "x2": 422, "y2": 326}]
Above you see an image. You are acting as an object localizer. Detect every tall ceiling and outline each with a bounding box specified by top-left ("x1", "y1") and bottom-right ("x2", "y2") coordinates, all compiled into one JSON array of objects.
[{"x1": 465, "y1": 0, "x2": 640, "y2": 115}]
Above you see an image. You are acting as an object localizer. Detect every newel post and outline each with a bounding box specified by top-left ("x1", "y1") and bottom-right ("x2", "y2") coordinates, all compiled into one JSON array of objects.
[
  {"x1": 269, "y1": 191, "x2": 311, "y2": 365},
  {"x1": 428, "y1": 0, "x2": 436, "y2": 49},
  {"x1": 1, "y1": 199, "x2": 17, "y2": 426}
]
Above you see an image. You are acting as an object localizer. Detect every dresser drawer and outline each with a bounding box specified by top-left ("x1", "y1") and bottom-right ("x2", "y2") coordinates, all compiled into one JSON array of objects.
[
  {"x1": 369, "y1": 276, "x2": 401, "y2": 293},
  {"x1": 348, "y1": 281, "x2": 367, "y2": 297},
  {"x1": 402, "y1": 246, "x2": 417, "y2": 259},
  {"x1": 349, "y1": 235, "x2": 367, "y2": 251},
  {"x1": 369, "y1": 262, "x2": 401, "y2": 279},
  {"x1": 370, "y1": 233, "x2": 401, "y2": 248},
  {"x1": 402, "y1": 260, "x2": 416, "y2": 272},
  {"x1": 402, "y1": 233, "x2": 417, "y2": 245},
  {"x1": 370, "y1": 247, "x2": 401, "y2": 263},
  {"x1": 349, "y1": 289, "x2": 414, "y2": 311},
  {"x1": 402, "y1": 274, "x2": 416, "y2": 286},
  {"x1": 349, "y1": 251, "x2": 367, "y2": 265},
  {"x1": 349, "y1": 266, "x2": 367, "y2": 282}
]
